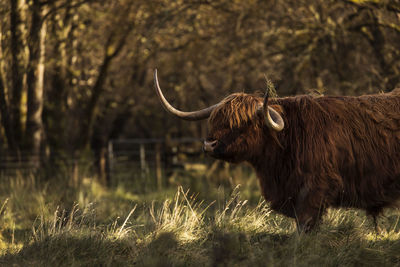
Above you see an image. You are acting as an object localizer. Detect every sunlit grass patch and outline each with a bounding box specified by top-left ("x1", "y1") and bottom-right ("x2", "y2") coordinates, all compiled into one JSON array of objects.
[
  {"x1": 1, "y1": 173, "x2": 400, "y2": 266},
  {"x1": 149, "y1": 187, "x2": 210, "y2": 242}
]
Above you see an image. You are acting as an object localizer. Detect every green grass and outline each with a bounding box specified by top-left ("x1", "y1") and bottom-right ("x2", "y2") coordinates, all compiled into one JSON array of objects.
[{"x1": 1, "y1": 172, "x2": 400, "y2": 266}]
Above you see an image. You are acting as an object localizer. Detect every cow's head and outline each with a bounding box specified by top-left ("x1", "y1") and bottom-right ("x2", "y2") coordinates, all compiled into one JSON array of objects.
[{"x1": 154, "y1": 69, "x2": 284, "y2": 163}]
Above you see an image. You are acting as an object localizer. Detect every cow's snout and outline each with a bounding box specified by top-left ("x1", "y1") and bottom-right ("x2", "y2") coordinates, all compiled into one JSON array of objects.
[{"x1": 203, "y1": 140, "x2": 218, "y2": 152}]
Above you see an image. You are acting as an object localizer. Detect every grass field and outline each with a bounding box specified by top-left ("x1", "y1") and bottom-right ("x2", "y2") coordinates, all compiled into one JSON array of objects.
[{"x1": 1, "y1": 171, "x2": 400, "y2": 266}]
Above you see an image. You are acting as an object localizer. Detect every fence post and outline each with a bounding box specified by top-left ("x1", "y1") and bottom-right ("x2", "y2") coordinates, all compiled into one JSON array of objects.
[
  {"x1": 107, "y1": 141, "x2": 114, "y2": 185},
  {"x1": 155, "y1": 143, "x2": 162, "y2": 190},
  {"x1": 172, "y1": 145, "x2": 178, "y2": 165},
  {"x1": 140, "y1": 143, "x2": 146, "y2": 190},
  {"x1": 72, "y1": 158, "x2": 79, "y2": 188}
]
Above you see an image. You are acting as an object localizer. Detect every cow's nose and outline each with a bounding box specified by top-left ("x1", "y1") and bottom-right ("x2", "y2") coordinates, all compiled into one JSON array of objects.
[{"x1": 203, "y1": 140, "x2": 218, "y2": 152}]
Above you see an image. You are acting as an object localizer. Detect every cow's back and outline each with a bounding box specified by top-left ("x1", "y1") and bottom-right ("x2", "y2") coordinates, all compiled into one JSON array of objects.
[{"x1": 275, "y1": 93, "x2": 400, "y2": 210}]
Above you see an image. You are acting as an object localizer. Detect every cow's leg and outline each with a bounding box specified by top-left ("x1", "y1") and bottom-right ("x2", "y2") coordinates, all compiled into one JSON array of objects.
[
  {"x1": 372, "y1": 215, "x2": 381, "y2": 233},
  {"x1": 295, "y1": 207, "x2": 323, "y2": 233},
  {"x1": 366, "y1": 207, "x2": 383, "y2": 233},
  {"x1": 294, "y1": 186, "x2": 325, "y2": 233}
]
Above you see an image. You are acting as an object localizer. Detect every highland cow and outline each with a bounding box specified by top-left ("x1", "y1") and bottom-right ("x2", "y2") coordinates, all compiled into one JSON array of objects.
[{"x1": 154, "y1": 69, "x2": 400, "y2": 232}]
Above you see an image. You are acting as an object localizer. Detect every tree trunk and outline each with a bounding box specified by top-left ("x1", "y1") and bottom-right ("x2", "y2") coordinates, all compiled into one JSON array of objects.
[
  {"x1": 9, "y1": 0, "x2": 26, "y2": 152},
  {"x1": 0, "y1": 28, "x2": 17, "y2": 151},
  {"x1": 77, "y1": 30, "x2": 130, "y2": 151},
  {"x1": 26, "y1": 1, "x2": 46, "y2": 163},
  {"x1": 43, "y1": 9, "x2": 71, "y2": 154}
]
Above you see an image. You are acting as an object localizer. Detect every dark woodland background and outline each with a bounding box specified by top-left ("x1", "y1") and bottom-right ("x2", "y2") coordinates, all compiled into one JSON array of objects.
[
  {"x1": 1, "y1": 1, "x2": 400, "y2": 265},
  {"x1": 0, "y1": 0, "x2": 399, "y2": 180}
]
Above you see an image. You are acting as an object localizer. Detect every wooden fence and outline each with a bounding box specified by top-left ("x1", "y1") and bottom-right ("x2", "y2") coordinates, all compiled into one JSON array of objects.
[
  {"x1": 0, "y1": 138, "x2": 209, "y2": 190},
  {"x1": 107, "y1": 138, "x2": 209, "y2": 190}
]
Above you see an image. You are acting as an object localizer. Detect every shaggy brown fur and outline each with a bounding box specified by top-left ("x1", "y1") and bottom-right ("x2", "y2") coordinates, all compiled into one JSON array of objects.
[
  {"x1": 210, "y1": 93, "x2": 262, "y2": 129},
  {"x1": 205, "y1": 90, "x2": 400, "y2": 232}
]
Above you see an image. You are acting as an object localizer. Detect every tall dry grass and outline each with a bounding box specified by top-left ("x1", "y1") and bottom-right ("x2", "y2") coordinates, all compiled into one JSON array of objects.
[{"x1": 0, "y1": 172, "x2": 400, "y2": 266}]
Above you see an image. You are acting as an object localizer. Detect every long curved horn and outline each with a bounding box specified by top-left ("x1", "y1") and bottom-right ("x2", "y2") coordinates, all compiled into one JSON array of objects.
[
  {"x1": 260, "y1": 87, "x2": 284, "y2": 131},
  {"x1": 154, "y1": 69, "x2": 218, "y2": 121}
]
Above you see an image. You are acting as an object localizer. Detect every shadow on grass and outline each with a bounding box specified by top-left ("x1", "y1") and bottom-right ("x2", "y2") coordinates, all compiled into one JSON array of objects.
[
  {"x1": 136, "y1": 230, "x2": 295, "y2": 266},
  {"x1": 2, "y1": 227, "x2": 400, "y2": 267},
  {"x1": 0, "y1": 233, "x2": 137, "y2": 266},
  {"x1": 1, "y1": 228, "x2": 32, "y2": 245}
]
